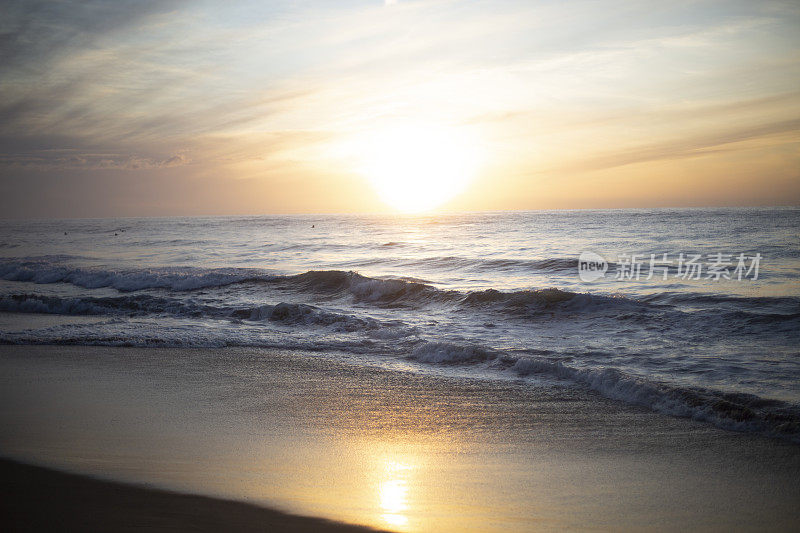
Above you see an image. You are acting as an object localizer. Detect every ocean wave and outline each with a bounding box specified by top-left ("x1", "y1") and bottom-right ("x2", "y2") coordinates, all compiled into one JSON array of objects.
[
  {"x1": 0, "y1": 292, "x2": 418, "y2": 337},
  {"x1": 407, "y1": 340, "x2": 800, "y2": 443},
  {"x1": 232, "y1": 301, "x2": 389, "y2": 333},
  {"x1": 459, "y1": 287, "x2": 650, "y2": 316},
  {"x1": 0, "y1": 320, "x2": 414, "y2": 354},
  {"x1": 511, "y1": 357, "x2": 800, "y2": 443},
  {"x1": 409, "y1": 341, "x2": 497, "y2": 364},
  {"x1": 463, "y1": 256, "x2": 578, "y2": 273},
  {"x1": 0, "y1": 260, "x2": 274, "y2": 292},
  {"x1": 0, "y1": 260, "x2": 637, "y2": 317},
  {"x1": 336, "y1": 255, "x2": 579, "y2": 273},
  {"x1": 405, "y1": 256, "x2": 579, "y2": 273},
  {"x1": 282, "y1": 270, "x2": 455, "y2": 305},
  {"x1": 279, "y1": 270, "x2": 656, "y2": 317},
  {"x1": 282, "y1": 271, "x2": 797, "y2": 327},
  {"x1": 0, "y1": 293, "x2": 213, "y2": 317},
  {"x1": 2, "y1": 261, "x2": 796, "y2": 327},
  {"x1": 0, "y1": 261, "x2": 449, "y2": 306},
  {"x1": 643, "y1": 291, "x2": 800, "y2": 311}
]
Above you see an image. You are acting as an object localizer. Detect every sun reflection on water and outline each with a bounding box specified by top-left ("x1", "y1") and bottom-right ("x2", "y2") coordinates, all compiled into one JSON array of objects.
[{"x1": 378, "y1": 458, "x2": 414, "y2": 529}]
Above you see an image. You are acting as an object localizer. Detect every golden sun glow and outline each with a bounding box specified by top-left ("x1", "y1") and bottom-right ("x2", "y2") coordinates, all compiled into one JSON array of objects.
[
  {"x1": 377, "y1": 458, "x2": 414, "y2": 528},
  {"x1": 356, "y1": 122, "x2": 482, "y2": 213}
]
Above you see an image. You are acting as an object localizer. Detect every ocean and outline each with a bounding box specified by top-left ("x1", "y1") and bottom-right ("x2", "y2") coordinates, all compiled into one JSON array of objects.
[{"x1": 1, "y1": 207, "x2": 799, "y2": 443}]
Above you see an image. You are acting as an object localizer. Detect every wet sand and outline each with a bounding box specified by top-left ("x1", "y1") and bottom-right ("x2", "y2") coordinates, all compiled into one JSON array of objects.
[
  {"x1": 1, "y1": 345, "x2": 799, "y2": 532},
  {"x1": 0, "y1": 458, "x2": 385, "y2": 532}
]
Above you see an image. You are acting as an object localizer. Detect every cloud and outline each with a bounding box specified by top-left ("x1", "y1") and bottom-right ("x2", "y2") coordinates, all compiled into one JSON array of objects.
[
  {"x1": 554, "y1": 119, "x2": 800, "y2": 173},
  {"x1": 0, "y1": 151, "x2": 191, "y2": 171},
  {"x1": 160, "y1": 154, "x2": 191, "y2": 168},
  {"x1": 0, "y1": 0, "x2": 184, "y2": 70}
]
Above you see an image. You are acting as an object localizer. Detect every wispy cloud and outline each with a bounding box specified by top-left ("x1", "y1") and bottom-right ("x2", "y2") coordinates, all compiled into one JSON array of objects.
[
  {"x1": 0, "y1": 151, "x2": 191, "y2": 171},
  {"x1": 553, "y1": 118, "x2": 800, "y2": 173}
]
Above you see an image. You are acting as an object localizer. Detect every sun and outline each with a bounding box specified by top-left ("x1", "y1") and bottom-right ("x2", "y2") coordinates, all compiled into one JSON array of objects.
[{"x1": 357, "y1": 122, "x2": 481, "y2": 213}]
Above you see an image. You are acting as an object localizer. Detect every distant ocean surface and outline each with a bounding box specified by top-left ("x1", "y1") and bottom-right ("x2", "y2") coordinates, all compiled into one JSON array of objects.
[{"x1": 1, "y1": 208, "x2": 798, "y2": 442}]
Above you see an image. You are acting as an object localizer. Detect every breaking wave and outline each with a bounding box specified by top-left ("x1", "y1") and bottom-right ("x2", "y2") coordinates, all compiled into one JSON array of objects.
[
  {"x1": 0, "y1": 260, "x2": 272, "y2": 292},
  {"x1": 408, "y1": 340, "x2": 800, "y2": 443},
  {"x1": 0, "y1": 292, "x2": 417, "y2": 336},
  {"x1": 2, "y1": 260, "x2": 797, "y2": 326}
]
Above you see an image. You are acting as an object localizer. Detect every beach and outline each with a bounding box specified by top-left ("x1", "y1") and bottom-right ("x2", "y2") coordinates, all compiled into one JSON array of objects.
[{"x1": 2, "y1": 344, "x2": 799, "y2": 532}]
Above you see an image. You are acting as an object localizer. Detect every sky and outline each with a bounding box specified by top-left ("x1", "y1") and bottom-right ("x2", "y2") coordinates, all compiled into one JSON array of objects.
[{"x1": 0, "y1": 0, "x2": 799, "y2": 218}]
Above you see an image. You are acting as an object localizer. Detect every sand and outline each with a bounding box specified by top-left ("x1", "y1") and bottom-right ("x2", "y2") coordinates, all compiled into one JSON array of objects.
[{"x1": 0, "y1": 458, "x2": 385, "y2": 532}]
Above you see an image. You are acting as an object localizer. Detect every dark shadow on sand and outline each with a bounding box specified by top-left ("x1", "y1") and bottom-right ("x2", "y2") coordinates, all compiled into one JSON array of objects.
[{"x1": 0, "y1": 458, "x2": 389, "y2": 533}]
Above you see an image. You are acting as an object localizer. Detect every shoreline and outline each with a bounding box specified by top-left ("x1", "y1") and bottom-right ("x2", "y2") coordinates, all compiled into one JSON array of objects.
[
  {"x1": 0, "y1": 457, "x2": 387, "y2": 532},
  {"x1": 1, "y1": 344, "x2": 799, "y2": 531}
]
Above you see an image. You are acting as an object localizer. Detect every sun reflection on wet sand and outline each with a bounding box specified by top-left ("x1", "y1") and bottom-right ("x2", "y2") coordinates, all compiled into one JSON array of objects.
[{"x1": 378, "y1": 458, "x2": 414, "y2": 529}]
